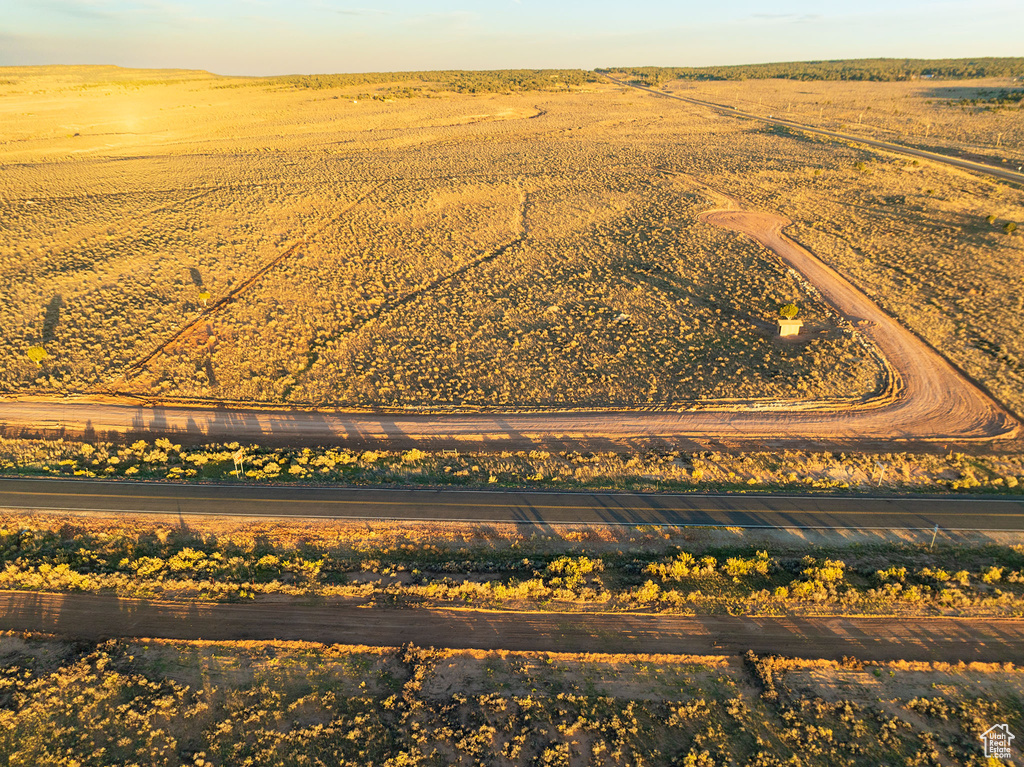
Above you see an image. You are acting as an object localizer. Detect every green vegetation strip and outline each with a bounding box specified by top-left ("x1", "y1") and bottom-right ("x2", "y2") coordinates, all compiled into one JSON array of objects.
[
  {"x1": 2, "y1": 437, "x2": 1023, "y2": 493},
  {"x1": 2, "y1": 510, "x2": 1023, "y2": 616},
  {"x1": 602, "y1": 57, "x2": 1024, "y2": 84},
  {"x1": 262, "y1": 69, "x2": 601, "y2": 95}
]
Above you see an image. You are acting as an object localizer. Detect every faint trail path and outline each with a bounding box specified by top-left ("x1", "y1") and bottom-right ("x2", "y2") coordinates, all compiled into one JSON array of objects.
[
  {"x1": 1, "y1": 177, "x2": 1017, "y2": 445},
  {"x1": 281, "y1": 188, "x2": 531, "y2": 398},
  {"x1": 99, "y1": 182, "x2": 387, "y2": 390},
  {"x1": 4, "y1": 187, "x2": 220, "y2": 283},
  {"x1": 2, "y1": 591, "x2": 1023, "y2": 662}
]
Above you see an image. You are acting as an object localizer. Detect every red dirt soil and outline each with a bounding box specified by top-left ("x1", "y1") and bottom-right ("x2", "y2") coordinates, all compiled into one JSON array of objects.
[{"x1": 2, "y1": 591, "x2": 1024, "y2": 663}]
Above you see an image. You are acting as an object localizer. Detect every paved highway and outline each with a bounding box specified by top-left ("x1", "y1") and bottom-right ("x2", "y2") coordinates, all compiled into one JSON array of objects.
[
  {"x1": 600, "y1": 73, "x2": 1024, "y2": 186},
  {"x1": 3, "y1": 477, "x2": 1023, "y2": 530}
]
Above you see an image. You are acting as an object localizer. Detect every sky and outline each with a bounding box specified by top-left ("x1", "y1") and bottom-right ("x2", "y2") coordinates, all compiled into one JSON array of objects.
[{"x1": 2, "y1": 0, "x2": 1022, "y2": 76}]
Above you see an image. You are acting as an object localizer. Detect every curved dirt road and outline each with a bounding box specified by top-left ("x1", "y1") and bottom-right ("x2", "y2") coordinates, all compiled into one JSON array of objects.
[{"x1": 0, "y1": 203, "x2": 1016, "y2": 447}]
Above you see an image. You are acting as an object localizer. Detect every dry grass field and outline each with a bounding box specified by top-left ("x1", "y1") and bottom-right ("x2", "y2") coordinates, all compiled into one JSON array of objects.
[
  {"x1": 1, "y1": 65, "x2": 884, "y2": 410},
  {"x1": 1, "y1": 633, "x2": 1020, "y2": 765},
  {"x1": 661, "y1": 76, "x2": 1024, "y2": 166},
  {"x1": 2, "y1": 66, "x2": 1022, "y2": 418},
  {"x1": 620, "y1": 73, "x2": 1024, "y2": 418}
]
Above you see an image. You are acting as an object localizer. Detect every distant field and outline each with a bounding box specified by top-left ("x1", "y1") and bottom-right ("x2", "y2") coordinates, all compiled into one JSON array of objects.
[
  {"x1": 655, "y1": 75, "x2": 1024, "y2": 166},
  {"x1": 1, "y1": 66, "x2": 1022, "y2": 415}
]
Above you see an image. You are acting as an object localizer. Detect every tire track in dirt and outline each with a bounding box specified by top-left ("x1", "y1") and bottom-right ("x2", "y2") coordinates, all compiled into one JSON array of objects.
[
  {"x1": 3, "y1": 591, "x2": 1024, "y2": 663},
  {"x1": 281, "y1": 235, "x2": 527, "y2": 399},
  {"x1": 100, "y1": 182, "x2": 387, "y2": 391},
  {"x1": 280, "y1": 187, "x2": 530, "y2": 399}
]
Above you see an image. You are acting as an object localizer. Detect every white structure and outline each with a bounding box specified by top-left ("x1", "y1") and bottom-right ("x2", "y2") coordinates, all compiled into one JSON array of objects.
[
  {"x1": 777, "y1": 318, "x2": 803, "y2": 337},
  {"x1": 980, "y1": 724, "x2": 1014, "y2": 759}
]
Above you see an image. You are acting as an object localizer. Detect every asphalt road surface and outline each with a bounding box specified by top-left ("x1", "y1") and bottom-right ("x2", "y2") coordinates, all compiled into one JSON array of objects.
[
  {"x1": 600, "y1": 73, "x2": 1024, "y2": 186},
  {"x1": 3, "y1": 477, "x2": 1024, "y2": 531},
  {"x1": 2, "y1": 590, "x2": 1023, "y2": 662}
]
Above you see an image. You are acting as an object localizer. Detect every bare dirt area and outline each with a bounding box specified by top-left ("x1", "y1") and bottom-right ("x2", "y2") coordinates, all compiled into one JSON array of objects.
[{"x1": 2, "y1": 590, "x2": 1023, "y2": 663}]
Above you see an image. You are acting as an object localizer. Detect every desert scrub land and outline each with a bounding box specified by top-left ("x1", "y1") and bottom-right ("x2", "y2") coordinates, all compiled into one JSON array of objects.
[
  {"x1": 2, "y1": 436, "x2": 1023, "y2": 493},
  {"x1": 0, "y1": 65, "x2": 888, "y2": 409},
  {"x1": 678, "y1": 76, "x2": 1024, "y2": 166},
  {"x1": 2, "y1": 508, "x2": 1024, "y2": 617},
  {"x1": 610, "y1": 59, "x2": 1024, "y2": 165},
  {"x1": 604, "y1": 65, "x2": 1024, "y2": 417},
  {"x1": 1, "y1": 634, "x2": 1020, "y2": 766},
  {"x1": 3, "y1": 64, "x2": 1023, "y2": 417},
  {"x1": 718, "y1": 145, "x2": 1024, "y2": 418}
]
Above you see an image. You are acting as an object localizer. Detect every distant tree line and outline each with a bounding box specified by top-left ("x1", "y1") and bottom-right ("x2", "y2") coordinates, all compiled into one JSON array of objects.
[
  {"x1": 598, "y1": 58, "x2": 1024, "y2": 85},
  {"x1": 270, "y1": 69, "x2": 601, "y2": 94},
  {"x1": 949, "y1": 89, "x2": 1024, "y2": 109}
]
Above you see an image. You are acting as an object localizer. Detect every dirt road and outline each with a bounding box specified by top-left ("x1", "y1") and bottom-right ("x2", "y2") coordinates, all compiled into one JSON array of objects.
[
  {"x1": 0, "y1": 196, "x2": 1015, "y2": 447},
  {"x1": 600, "y1": 73, "x2": 1024, "y2": 188},
  {"x1": 2, "y1": 590, "x2": 1022, "y2": 662}
]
